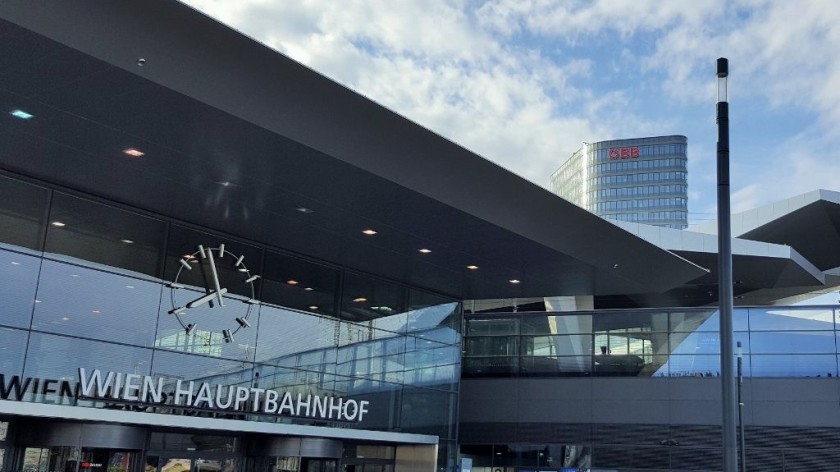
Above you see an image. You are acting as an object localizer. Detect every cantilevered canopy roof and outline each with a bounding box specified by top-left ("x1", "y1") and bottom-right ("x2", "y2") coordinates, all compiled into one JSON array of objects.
[
  {"x1": 0, "y1": 0, "x2": 707, "y2": 300},
  {"x1": 611, "y1": 210, "x2": 840, "y2": 307}
]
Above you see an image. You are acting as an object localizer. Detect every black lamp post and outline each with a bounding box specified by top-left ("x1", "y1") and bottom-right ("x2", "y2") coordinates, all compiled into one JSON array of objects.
[{"x1": 716, "y1": 57, "x2": 738, "y2": 472}]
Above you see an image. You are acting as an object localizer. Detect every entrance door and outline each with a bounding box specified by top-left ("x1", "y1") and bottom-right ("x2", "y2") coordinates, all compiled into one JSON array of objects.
[
  {"x1": 155, "y1": 456, "x2": 237, "y2": 472},
  {"x1": 20, "y1": 446, "x2": 139, "y2": 472},
  {"x1": 301, "y1": 458, "x2": 337, "y2": 472}
]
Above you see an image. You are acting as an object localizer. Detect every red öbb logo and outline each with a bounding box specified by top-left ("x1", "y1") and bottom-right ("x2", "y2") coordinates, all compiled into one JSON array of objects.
[{"x1": 608, "y1": 147, "x2": 640, "y2": 160}]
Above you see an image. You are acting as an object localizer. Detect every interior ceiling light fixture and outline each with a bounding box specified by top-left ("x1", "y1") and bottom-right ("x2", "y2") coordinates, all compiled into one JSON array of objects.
[
  {"x1": 418, "y1": 248, "x2": 432, "y2": 254},
  {"x1": 286, "y1": 280, "x2": 299, "y2": 285},
  {"x1": 304, "y1": 287, "x2": 314, "y2": 291},
  {"x1": 308, "y1": 305, "x2": 319, "y2": 310},
  {"x1": 467, "y1": 265, "x2": 479, "y2": 270},
  {"x1": 353, "y1": 297, "x2": 367, "y2": 303},
  {"x1": 362, "y1": 229, "x2": 377, "y2": 235},
  {"x1": 296, "y1": 207, "x2": 314, "y2": 214},
  {"x1": 509, "y1": 279, "x2": 521, "y2": 284},
  {"x1": 50, "y1": 221, "x2": 66, "y2": 227},
  {"x1": 10, "y1": 109, "x2": 33, "y2": 119},
  {"x1": 123, "y1": 148, "x2": 145, "y2": 157},
  {"x1": 120, "y1": 239, "x2": 134, "y2": 244}
]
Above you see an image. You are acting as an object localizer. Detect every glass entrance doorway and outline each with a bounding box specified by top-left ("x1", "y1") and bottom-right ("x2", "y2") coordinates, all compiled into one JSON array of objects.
[
  {"x1": 20, "y1": 446, "x2": 139, "y2": 472},
  {"x1": 150, "y1": 456, "x2": 238, "y2": 472}
]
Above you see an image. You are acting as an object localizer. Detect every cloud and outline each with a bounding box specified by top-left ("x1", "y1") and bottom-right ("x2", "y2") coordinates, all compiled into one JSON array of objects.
[{"x1": 179, "y1": 0, "x2": 840, "y2": 213}]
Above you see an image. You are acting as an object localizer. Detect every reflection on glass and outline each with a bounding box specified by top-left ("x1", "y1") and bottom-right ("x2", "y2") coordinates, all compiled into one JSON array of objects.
[
  {"x1": 22, "y1": 446, "x2": 80, "y2": 472},
  {"x1": 750, "y1": 307, "x2": 835, "y2": 331},
  {"x1": 750, "y1": 331, "x2": 836, "y2": 354},
  {"x1": 32, "y1": 259, "x2": 162, "y2": 347},
  {"x1": 23, "y1": 333, "x2": 153, "y2": 402},
  {"x1": 463, "y1": 309, "x2": 831, "y2": 377},
  {"x1": 150, "y1": 350, "x2": 252, "y2": 388},
  {"x1": 161, "y1": 458, "x2": 192, "y2": 472},
  {"x1": 408, "y1": 290, "x2": 460, "y2": 333},
  {"x1": 0, "y1": 248, "x2": 41, "y2": 328},
  {"x1": 341, "y1": 272, "x2": 406, "y2": 323},
  {"x1": 0, "y1": 326, "x2": 29, "y2": 378},
  {"x1": 254, "y1": 305, "x2": 338, "y2": 366},
  {"x1": 751, "y1": 355, "x2": 837, "y2": 377},
  {"x1": 262, "y1": 251, "x2": 339, "y2": 316},
  {"x1": 45, "y1": 192, "x2": 166, "y2": 277},
  {"x1": 466, "y1": 317, "x2": 518, "y2": 336},
  {"x1": 0, "y1": 175, "x2": 49, "y2": 251},
  {"x1": 155, "y1": 288, "x2": 258, "y2": 360}
]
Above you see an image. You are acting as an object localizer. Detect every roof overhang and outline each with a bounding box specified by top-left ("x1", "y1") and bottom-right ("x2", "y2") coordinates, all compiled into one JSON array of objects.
[
  {"x1": 609, "y1": 220, "x2": 832, "y2": 307},
  {"x1": 0, "y1": 1, "x2": 707, "y2": 300}
]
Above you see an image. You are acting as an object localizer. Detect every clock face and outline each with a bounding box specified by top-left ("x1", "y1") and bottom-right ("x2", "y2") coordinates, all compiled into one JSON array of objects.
[{"x1": 167, "y1": 244, "x2": 259, "y2": 343}]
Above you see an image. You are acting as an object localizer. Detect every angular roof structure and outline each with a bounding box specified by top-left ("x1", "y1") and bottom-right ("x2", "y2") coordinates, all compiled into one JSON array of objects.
[
  {"x1": 0, "y1": 0, "x2": 707, "y2": 301},
  {"x1": 3, "y1": 1, "x2": 838, "y2": 308}
]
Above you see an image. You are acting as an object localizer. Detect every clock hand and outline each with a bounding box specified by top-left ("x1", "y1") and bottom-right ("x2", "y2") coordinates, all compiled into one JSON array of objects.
[
  {"x1": 206, "y1": 247, "x2": 225, "y2": 307},
  {"x1": 186, "y1": 288, "x2": 228, "y2": 308}
]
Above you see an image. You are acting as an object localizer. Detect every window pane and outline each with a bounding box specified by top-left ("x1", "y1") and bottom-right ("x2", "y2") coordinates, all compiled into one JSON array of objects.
[
  {"x1": 341, "y1": 272, "x2": 406, "y2": 324},
  {"x1": 150, "y1": 349, "x2": 252, "y2": 387},
  {"x1": 45, "y1": 193, "x2": 166, "y2": 277},
  {"x1": 750, "y1": 331, "x2": 836, "y2": 354},
  {"x1": 751, "y1": 355, "x2": 837, "y2": 377},
  {"x1": 465, "y1": 317, "x2": 518, "y2": 336},
  {"x1": 0, "y1": 248, "x2": 40, "y2": 328},
  {"x1": 661, "y1": 355, "x2": 721, "y2": 377},
  {"x1": 255, "y1": 305, "x2": 338, "y2": 366},
  {"x1": 0, "y1": 326, "x2": 29, "y2": 377},
  {"x1": 407, "y1": 289, "x2": 460, "y2": 334},
  {"x1": 261, "y1": 251, "x2": 338, "y2": 317},
  {"x1": 521, "y1": 314, "x2": 592, "y2": 334},
  {"x1": 0, "y1": 175, "x2": 49, "y2": 251},
  {"x1": 521, "y1": 356, "x2": 592, "y2": 376},
  {"x1": 31, "y1": 259, "x2": 162, "y2": 347},
  {"x1": 23, "y1": 332, "x2": 153, "y2": 403},
  {"x1": 155, "y1": 287, "x2": 258, "y2": 361},
  {"x1": 750, "y1": 307, "x2": 835, "y2": 331}
]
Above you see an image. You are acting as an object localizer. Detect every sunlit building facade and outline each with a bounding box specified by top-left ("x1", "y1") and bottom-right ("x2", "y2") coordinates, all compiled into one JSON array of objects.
[
  {"x1": 3, "y1": 3, "x2": 840, "y2": 472},
  {"x1": 551, "y1": 136, "x2": 689, "y2": 229}
]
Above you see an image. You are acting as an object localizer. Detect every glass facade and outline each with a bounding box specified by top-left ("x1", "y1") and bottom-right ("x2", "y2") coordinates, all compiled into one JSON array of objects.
[
  {"x1": 463, "y1": 306, "x2": 840, "y2": 378},
  {"x1": 550, "y1": 136, "x2": 688, "y2": 229},
  {"x1": 0, "y1": 174, "x2": 460, "y2": 469}
]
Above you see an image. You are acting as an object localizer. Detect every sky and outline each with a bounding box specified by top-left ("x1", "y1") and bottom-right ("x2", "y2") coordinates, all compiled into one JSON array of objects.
[{"x1": 179, "y1": 0, "x2": 840, "y2": 225}]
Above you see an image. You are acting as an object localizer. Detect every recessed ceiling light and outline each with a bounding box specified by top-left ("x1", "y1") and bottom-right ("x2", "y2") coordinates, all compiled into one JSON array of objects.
[
  {"x1": 353, "y1": 297, "x2": 367, "y2": 303},
  {"x1": 467, "y1": 265, "x2": 479, "y2": 270},
  {"x1": 296, "y1": 207, "x2": 314, "y2": 214},
  {"x1": 125, "y1": 285, "x2": 135, "y2": 289},
  {"x1": 51, "y1": 221, "x2": 66, "y2": 227},
  {"x1": 121, "y1": 239, "x2": 134, "y2": 244},
  {"x1": 92, "y1": 310, "x2": 101, "y2": 314},
  {"x1": 362, "y1": 229, "x2": 377, "y2": 235},
  {"x1": 61, "y1": 316, "x2": 70, "y2": 321},
  {"x1": 123, "y1": 148, "x2": 145, "y2": 157},
  {"x1": 10, "y1": 109, "x2": 33, "y2": 119},
  {"x1": 509, "y1": 279, "x2": 521, "y2": 284},
  {"x1": 10, "y1": 261, "x2": 20, "y2": 266},
  {"x1": 304, "y1": 287, "x2": 314, "y2": 291},
  {"x1": 218, "y1": 181, "x2": 232, "y2": 187},
  {"x1": 419, "y1": 248, "x2": 432, "y2": 254},
  {"x1": 286, "y1": 279, "x2": 299, "y2": 285},
  {"x1": 308, "y1": 305, "x2": 319, "y2": 310}
]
